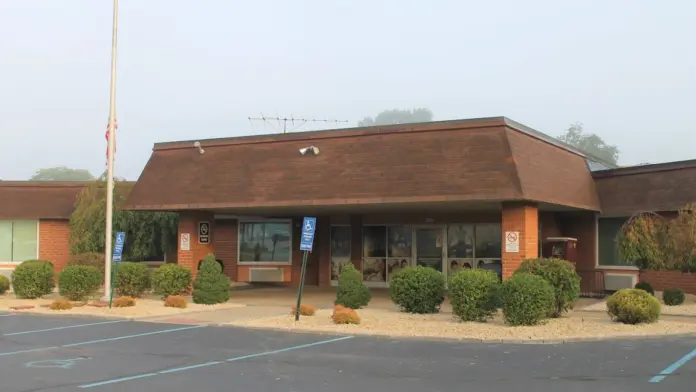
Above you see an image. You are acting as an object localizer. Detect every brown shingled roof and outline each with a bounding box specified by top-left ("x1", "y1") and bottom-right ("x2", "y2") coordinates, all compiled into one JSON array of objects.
[
  {"x1": 124, "y1": 117, "x2": 604, "y2": 212},
  {"x1": 0, "y1": 182, "x2": 86, "y2": 220},
  {"x1": 593, "y1": 160, "x2": 696, "y2": 217}
]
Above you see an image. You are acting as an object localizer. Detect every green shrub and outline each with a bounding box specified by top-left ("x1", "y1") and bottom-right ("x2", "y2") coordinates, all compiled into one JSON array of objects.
[
  {"x1": 68, "y1": 252, "x2": 105, "y2": 277},
  {"x1": 500, "y1": 273, "x2": 555, "y2": 326},
  {"x1": 449, "y1": 268, "x2": 501, "y2": 322},
  {"x1": 114, "y1": 262, "x2": 150, "y2": 298},
  {"x1": 0, "y1": 275, "x2": 9, "y2": 295},
  {"x1": 335, "y1": 263, "x2": 371, "y2": 309},
  {"x1": 516, "y1": 258, "x2": 580, "y2": 317},
  {"x1": 662, "y1": 288, "x2": 685, "y2": 306},
  {"x1": 192, "y1": 254, "x2": 230, "y2": 304},
  {"x1": 11, "y1": 259, "x2": 55, "y2": 299},
  {"x1": 58, "y1": 265, "x2": 102, "y2": 301},
  {"x1": 607, "y1": 288, "x2": 661, "y2": 324},
  {"x1": 151, "y1": 264, "x2": 192, "y2": 299},
  {"x1": 634, "y1": 281, "x2": 654, "y2": 295},
  {"x1": 389, "y1": 265, "x2": 445, "y2": 314}
]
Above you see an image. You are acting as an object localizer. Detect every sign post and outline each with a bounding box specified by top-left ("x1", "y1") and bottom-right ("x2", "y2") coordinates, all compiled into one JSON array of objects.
[
  {"x1": 109, "y1": 232, "x2": 126, "y2": 309},
  {"x1": 295, "y1": 217, "x2": 316, "y2": 321}
]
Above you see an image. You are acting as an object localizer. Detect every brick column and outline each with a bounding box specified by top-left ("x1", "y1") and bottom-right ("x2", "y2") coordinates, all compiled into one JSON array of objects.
[
  {"x1": 178, "y1": 211, "x2": 215, "y2": 279},
  {"x1": 38, "y1": 219, "x2": 71, "y2": 274},
  {"x1": 501, "y1": 202, "x2": 538, "y2": 279}
]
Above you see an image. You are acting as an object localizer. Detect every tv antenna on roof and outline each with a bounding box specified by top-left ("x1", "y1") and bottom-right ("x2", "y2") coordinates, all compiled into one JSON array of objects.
[{"x1": 247, "y1": 114, "x2": 349, "y2": 134}]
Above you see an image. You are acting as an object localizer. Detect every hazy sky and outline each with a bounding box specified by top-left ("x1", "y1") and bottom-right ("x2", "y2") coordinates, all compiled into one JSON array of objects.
[{"x1": 2, "y1": 0, "x2": 695, "y2": 180}]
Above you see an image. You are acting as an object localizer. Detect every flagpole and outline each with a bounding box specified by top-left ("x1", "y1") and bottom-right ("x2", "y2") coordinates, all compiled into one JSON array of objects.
[{"x1": 103, "y1": 0, "x2": 119, "y2": 301}]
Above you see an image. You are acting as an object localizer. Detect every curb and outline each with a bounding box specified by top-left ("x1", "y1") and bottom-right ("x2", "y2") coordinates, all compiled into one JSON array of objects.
[{"x1": 215, "y1": 323, "x2": 696, "y2": 344}]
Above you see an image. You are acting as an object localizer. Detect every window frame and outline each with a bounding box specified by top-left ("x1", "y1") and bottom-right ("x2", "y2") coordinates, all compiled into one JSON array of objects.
[
  {"x1": 330, "y1": 224, "x2": 352, "y2": 284},
  {"x1": 0, "y1": 220, "x2": 40, "y2": 264},
  {"x1": 237, "y1": 219, "x2": 293, "y2": 265},
  {"x1": 596, "y1": 216, "x2": 638, "y2": 270}
]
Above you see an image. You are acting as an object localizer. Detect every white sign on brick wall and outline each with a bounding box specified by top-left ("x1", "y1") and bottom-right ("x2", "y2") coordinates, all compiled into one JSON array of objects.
[
  {"x1": 180, "y1": 233, "x2": 191, "y2": 251},
  {"x1": 505, "y1": 231, "x2": 519, "y2": 253}
]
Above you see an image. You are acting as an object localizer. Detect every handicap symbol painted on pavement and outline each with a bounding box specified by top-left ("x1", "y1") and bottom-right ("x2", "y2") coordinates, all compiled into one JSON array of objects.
[{"x1": 25, "y1": 357, "x2": 90, "y2": 369}]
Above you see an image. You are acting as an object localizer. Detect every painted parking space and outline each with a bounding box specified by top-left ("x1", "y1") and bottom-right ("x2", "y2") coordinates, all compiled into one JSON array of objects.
[{"x1": 1, "y1": 314, "x2": 696, "y2": 391}]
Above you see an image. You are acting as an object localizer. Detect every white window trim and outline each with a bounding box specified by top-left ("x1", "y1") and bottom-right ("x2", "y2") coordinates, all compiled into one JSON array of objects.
[
  {"x1": 0, "y1": 220, "x2": 40, "y2": 265},
  {"x1": 237, "y1": 218, "x2": 293, "y2": 265}
]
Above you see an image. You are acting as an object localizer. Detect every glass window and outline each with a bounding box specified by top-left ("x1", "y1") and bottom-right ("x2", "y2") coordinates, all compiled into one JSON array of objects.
[
  {"x1": 0, "y1": 221, "x2": 12, "y2": 261},
  {"x1": 447, "y1": 225, "x2": 474, "y2": 258},
  {"x1": 0, "y1": 220, "x2": 38, "y2": 262},
  {"x1": 598, "y1": 218, "x2": 628, "y2": 266},
  {"x1": 475, "y1": 223, "x2": 502, "y2": 259},
  {"x1": 387, "y1": 226, "x2": 412, "y2": 258},
  {"x1": 330, "y1": 226, "x2": 351, "y2": 281},
  {"x1": 238, "y1": 221, "x2": 291, "y2": 263},
  {"x1": 363, "y1": 226, "x2": 387, "y2": 258}
]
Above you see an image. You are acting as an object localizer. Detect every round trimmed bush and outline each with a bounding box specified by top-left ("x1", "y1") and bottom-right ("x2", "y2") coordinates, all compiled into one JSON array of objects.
[
  {"x1": 151, "y1": 264, "x2": 192, "y2": 299},
  {"x1": 607, "y1": 288, "x2": 660, "y2": 324},
  {"x1": 516, "y1": 258, "x2": 580, "y2": 317},
  {"x1": 634, "y1": 281, "x2": 654, "y2": 295},
  {"x1": 0, "y1": 275, "x2": 9, "y2": 295},
  {"x1": 662, "y1": 288, "x2": 685, "y2": 306},
  {"x1": 114, "y1": 262, "x2": 150, "y2": 298},
  {"x1": 335, "y1": 263, "x2": 371, "y2": 309},
  {"x1": 389, "y1": 265, "x2": 445, "y2": 314},
  {"x1": 58, "y1": 265, "x2": 102, "y2": 301},
  {"x1": 11, "y1": 259, "x2": 55, "y2": 299},
  {"x1": 68, "y1": 252, "x2": 106, "y2": 277},
  {"x1": 449, "y1": 268, "x2": 501, "y2": 322},
  {"x1": 192, "y1": 254, "x2": 230, "y2": 304},
  {"x1": 500, "y1": 273, "x2": 555, "y2": 326}
]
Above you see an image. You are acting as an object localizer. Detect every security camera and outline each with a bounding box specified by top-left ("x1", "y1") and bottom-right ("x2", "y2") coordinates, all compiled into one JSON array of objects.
[
  {"x1": 299, "y1": 145, "x2": 319, "y2": 156},
  {"x1": 193, "y1": 141, "x2": 205, "y2": 155}
]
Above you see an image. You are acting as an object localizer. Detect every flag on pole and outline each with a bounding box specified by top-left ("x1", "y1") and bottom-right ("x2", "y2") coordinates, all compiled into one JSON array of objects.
[{"x1": 105, "y1": 120, "x2": 117, "y2": 165}]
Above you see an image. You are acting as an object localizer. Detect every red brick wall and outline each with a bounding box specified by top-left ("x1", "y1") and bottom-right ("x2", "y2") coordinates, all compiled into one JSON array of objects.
[
  {"x1": 177, "y1": 211, "x2": 215, "y2": 279},
  {"x1": 213, "y1": 219, "x2": 238, "y2": 281},
  {"x1": 640, "y1": 270, "x2": 696, "y2": 294},
  {"x1": 38, "y1": 219, "x2": 71, "y2": 273},
  {"x1": 501, "y1": 202, "x2": 539, "y2": 279}
]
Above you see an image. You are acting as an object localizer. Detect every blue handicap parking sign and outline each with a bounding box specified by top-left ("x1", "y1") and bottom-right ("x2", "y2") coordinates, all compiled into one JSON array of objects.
[
  {"x1": 300, "y1": 217, "x2": 316, "y2": 252},
  {"x1": 113, "y1": 232, "x2": 126, "y2": 262}
]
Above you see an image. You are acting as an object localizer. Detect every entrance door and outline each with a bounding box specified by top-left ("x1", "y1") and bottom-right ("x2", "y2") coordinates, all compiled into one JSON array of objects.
[{"x1": 415, "y1": 227, "x2": 445, "y2": 272}]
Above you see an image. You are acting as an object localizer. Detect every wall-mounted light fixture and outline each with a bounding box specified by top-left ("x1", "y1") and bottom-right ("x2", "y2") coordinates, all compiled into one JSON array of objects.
[
  {"x1": 299, "y1": 145, "x2": 320, "y2": 156},
  {"x1": 193, "y1": 141, "x2": 205, "y2": 155}
]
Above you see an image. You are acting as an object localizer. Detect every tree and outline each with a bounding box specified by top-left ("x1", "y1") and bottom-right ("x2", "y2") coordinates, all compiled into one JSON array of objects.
[
  {"x1": 358, "y1": 108, "x2": 433, "y2": 127},
  {"x1": 616, "y1": 204, "x2": 696, "y2": 272},
  {"x1": 557, "y1": 122, "x2": 619, "y2": 165},
  {"x1": 69, "y1": 178, "x2": 178, "y2": 260},
  {"x1": 30, "y1": 166, "x2": 94, "y2": 181}
]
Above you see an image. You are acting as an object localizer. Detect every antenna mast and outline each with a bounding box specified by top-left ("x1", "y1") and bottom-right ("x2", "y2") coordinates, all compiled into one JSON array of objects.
[{"x1": 247, "y1": 115, "x2": 349, "y2": 133}]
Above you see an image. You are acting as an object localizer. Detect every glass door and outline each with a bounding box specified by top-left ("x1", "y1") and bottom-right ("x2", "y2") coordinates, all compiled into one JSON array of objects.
[{"x1": 415, "y1": 227, "x2": 445, "y2": 272}]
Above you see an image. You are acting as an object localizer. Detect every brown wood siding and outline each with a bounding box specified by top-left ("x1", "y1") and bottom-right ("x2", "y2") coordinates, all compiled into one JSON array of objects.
[
  {"x1": 505, "y1": 129, "x2": 601, "y2": 210},
  {"x1": 594, "y1": 166, "x2": 696, "y2": 217},
  {"x1": 125, "y1": 126, "x2": 522, "y2": 210}
]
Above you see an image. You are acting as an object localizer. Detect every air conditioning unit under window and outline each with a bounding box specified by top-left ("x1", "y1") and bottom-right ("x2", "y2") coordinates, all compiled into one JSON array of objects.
[{"x1": 604, "y1": 273, "x2": 637, "y2": 291}]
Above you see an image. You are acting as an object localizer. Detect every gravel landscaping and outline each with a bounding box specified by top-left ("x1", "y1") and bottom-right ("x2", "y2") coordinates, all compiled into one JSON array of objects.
[
  {"x1": 228, "y1": 307, "x2": 696, "y2": 342},
  {"x1": 580, "y1": 291, "x2": 696, "y2": 316},
  {"x1": 0, "y1": 295, "x2": 244, "y2": 319}
]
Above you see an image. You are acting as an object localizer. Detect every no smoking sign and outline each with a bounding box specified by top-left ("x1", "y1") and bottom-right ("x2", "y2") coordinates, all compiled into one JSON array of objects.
[{"x1": 505, "y1": 231, "x2": 519, "y2": 253}]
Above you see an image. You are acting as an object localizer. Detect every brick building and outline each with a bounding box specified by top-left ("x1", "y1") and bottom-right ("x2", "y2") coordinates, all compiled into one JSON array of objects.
[
  {"x1": 122, "y1": 117, "x2": 696, "y2": 293},
  {"x1": 0, "y1": 182, "x2": 84, "y2": 281}
]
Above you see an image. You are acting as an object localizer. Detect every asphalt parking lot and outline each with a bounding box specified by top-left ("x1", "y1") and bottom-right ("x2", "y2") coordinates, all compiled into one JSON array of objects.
[{"x1": 0, "y1": 312, "x2": 694, "y2": 391}]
